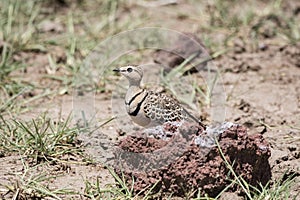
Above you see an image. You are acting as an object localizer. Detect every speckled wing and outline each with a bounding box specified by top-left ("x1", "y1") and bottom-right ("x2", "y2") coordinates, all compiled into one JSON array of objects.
[{"x1": 143, "y1": 91, "x2": 186, "y2": 123}]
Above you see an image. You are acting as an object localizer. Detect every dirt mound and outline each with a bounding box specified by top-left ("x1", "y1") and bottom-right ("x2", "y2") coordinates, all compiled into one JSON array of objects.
[
  {"x1": 114, "y1": 123, "x2": 271, "y2": 197},
  {"x1": 153, "y1": 33, "x2": 208, "y2": 73}
]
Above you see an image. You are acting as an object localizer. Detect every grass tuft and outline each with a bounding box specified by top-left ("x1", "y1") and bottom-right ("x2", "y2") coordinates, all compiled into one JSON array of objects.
[
  {"x1": 2, "y1": 157, "x2": 76, "y2": 200},
  {"x1": 0, "y1": 113, "x2": 83, "y2": 163}
]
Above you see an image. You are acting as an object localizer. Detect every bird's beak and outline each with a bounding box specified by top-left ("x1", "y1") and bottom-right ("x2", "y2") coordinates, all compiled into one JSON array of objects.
[{"x1": 113, "y1": 68, "x2": 120, "y2": 72}]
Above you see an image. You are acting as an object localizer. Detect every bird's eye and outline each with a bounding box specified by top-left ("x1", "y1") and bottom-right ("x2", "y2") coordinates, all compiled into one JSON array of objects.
[{"x1": 127, "y1": 67, "x2": 133, "y2": 72}]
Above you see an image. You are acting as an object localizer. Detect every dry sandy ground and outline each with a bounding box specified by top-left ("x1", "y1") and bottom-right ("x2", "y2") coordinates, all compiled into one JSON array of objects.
[{"x1": 0, "y1": 0, "x2": 299, "y2": 199}]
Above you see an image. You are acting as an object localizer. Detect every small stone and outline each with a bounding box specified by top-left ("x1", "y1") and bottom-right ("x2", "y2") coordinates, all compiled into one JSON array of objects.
[
  {"x1": 38, "y1": 20, "x2": 64, "y2": 33},
  {"x1": 256, "y1": 125, "x2": 267, "y2": 134},
  {"x1": 219, "y1": 192, "x2": 243, "y2": 200}
]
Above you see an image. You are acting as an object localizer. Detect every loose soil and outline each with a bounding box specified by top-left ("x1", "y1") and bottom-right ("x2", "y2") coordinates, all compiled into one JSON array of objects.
[{"x1": 0, "y1": 0, "x2": 299, "y2": 199}]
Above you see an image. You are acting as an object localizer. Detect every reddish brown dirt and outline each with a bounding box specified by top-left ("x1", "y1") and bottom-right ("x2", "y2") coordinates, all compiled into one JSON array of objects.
[
  {"x1": 115, "y1": 123, "x2": 271, "y2": 197},
  {"x1": 0, "y1": 1, "x2": 299, "y2": 199}
]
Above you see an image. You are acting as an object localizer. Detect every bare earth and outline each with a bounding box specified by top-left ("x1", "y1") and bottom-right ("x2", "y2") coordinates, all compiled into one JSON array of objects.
[{"x1": 0, "y1": 0, "x2": 299, "y2": 199}]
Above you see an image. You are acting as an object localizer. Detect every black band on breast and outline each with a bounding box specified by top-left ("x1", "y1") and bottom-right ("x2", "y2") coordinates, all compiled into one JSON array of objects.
[
  {"x1": 125, "y1": 89, "x2": 144, "y2": 105},
  {"x1": 129, "y1": 92, "x2": 149, "y2": 116}
]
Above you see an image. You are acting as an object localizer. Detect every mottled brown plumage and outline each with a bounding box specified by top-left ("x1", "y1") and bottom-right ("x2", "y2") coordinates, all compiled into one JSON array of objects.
[{"x1": 144, "y1": 91, "x2": 186, "y2": 123}]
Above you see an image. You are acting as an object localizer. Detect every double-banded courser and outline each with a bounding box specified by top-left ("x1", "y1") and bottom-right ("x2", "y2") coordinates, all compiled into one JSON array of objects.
[{"x1": 113, "y1": 65, "x2": 206, "y2": 129}]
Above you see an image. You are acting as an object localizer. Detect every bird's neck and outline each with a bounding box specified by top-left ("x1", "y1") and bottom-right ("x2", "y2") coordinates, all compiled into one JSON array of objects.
[
  {"x1": 129, "y1": 79, "x2": 141, "y2": 86},
  {"x1": 125, "y1": 85, "x2": 143, "y2": 104}
]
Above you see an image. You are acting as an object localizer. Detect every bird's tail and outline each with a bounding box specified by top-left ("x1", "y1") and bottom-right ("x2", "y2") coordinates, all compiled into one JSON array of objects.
[{"x1": 182, "y1": 107, "x2": 206, "y2": 129}]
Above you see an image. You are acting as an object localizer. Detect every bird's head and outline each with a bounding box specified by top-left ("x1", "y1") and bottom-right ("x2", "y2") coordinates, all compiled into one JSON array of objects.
[{"x1": 113, "y1": 65, "x2": 143, "y2": 86}]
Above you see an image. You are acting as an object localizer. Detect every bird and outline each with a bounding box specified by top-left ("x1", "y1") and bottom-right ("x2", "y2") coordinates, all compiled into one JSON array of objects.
[{"x1": 113, "y1": 65, "x2": 206, "y2": 129}]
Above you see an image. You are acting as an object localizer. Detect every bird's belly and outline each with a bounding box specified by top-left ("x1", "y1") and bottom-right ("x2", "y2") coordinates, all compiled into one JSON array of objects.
[
  {"x1": 126, "y1": 103, "x2": 151, "y2": 127},
  {"x1": 130, "y1": 112, "x2": 151, "y2": 127}
]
